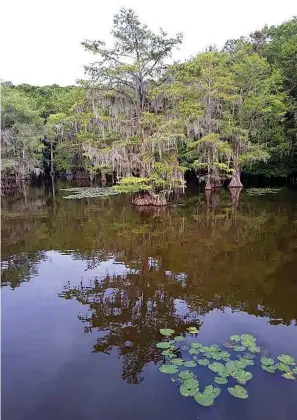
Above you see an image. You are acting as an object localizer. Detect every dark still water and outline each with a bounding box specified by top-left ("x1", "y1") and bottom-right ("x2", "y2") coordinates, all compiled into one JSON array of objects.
[{"x1": 2, "y1": 183, "x2": 297, "y2": 420}]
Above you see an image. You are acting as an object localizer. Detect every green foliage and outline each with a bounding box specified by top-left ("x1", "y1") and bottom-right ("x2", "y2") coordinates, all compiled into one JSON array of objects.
[
  {"x1": 159, "y1": 364, "x2": 179, "y2": 374},
  {"x1": 228, "y1": 385, "x2": 248, "y2": 399},
  {"x1": 277, "y1": 354, "x2": 296, "y2": 365},
  {"x1": 159, "y1": 328, "x2": 175, "y2": 337}
]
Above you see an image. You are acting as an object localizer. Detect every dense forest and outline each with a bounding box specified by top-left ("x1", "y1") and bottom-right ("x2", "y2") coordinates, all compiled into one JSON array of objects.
[{"x1": 1, "y1": 9, "x2": 297, "y2": 201}]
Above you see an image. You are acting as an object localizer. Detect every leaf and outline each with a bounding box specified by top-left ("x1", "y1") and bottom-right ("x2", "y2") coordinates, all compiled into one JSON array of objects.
[
  {"x1": 230, "y1": 335, "x2": 241, "y2": 342},
  {"x1": 187, "y1": 326, "x2": 199, "y2": 334},
  {"x1": 198, "y1": 358, "x2": 209, "y2": 366},
  {"x1": 156, "y1": 342, "x2": 171, "y2": 349},
  {"x1": 184, "y1": 360, "x2": 197, "y2": 368},
  {"x1": 159, "y1": 328, "x2": 175, "y2": 337},
  {"x1": 228, "y1": 385, "x2": 248, "y2": 399},
  {"x1": 231, "y1": 370, "x2": 253, "y2": 384},
  {"x1": 172, "y1": 358, "x2": 184, "y2": 366},
  {"x1": 214, "y1": 376, "x2": 228, "y2": 385},
  {"x1": 180, "y1": 384, "x2": 198, "y2": 397},
  {"x1": 282, "y1": 373, "x2": 295, "y2": 380},
  {"x1": 240, "y1": 334, "x2": 256, "y2": 347},
  {"x1": 208, "y1": 362, "x2": 226, "y2": 374},
  {"x1": 292, "y1": 367, "x2": 297, "y2": 375},
  {"x1": 233, "y1": 345, "x2": 246, "y2": 352},
  {"x1": 247, "y1": 345, "x2": 260, "y2": 353},
  {"x1": 261, "y1": 357, "x2": 275, "y2": 367},
  {"x1": 276, "y1": 363, "x2": 291, "y2": 373},
  {"x1": 261, "y1": 364, "x2": 277, "y2": 373},
  {"x1": 222, "y1": 342, "x2": 234, "y2": 349},
  {"x1": 173, "y1": 335, "x2": 184, "y2": 342},
  {"x1": 194, "y1": 392, "x2": 214, "y2": 407},
  {"x1": 190, "y1": 341, "x2": 202, "y2": 349},
  {"x1": 237, "y1": 358, "x2": 255, "y2": 369},
  {"x1": 189, "y1": 348, "x2": 199, "y2": 356},
  {"x1": 183, "y1": 378, "x2": 199, "y2": 391},
  {"x1": 161, "y1": 349, "x2": 172, "y2": 356},
  {"x1": 159, "y1": 364, "x2": 179, "y2": 374},
  {"x1": 277, "y1": 354, "x2": 296, "y2": 365},
  {"x1": 179, "y1": 370, "x2": 194, "y2": 380}
]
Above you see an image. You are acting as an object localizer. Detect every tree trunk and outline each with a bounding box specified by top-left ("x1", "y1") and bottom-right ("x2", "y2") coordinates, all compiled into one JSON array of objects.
[
  {"x1": 132, "y1": 191, "x2": 167, "y2": 206},
  {"x1": 229, "y1": 170, "x2": 243, "y2": 188}
]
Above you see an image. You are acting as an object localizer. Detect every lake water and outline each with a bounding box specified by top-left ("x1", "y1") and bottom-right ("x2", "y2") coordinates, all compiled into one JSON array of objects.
[{"x1": 2, "y1": 183, "x2": 297, "y2": 420}]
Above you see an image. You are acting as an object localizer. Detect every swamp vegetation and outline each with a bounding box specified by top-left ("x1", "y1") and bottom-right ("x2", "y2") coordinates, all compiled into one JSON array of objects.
[{"x1": 1, "y1": 10, "x2": 297, "y2": 203}]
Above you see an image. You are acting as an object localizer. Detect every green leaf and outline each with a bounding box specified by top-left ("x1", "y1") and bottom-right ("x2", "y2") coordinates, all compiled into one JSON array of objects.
[
  {"x1": 159, "y1": 364, "x2": 179, "y2": 374},
  {"x1": 208, "y1": 362, "x2": 226, "y2": 374},
  {"x1": 156, "y1": 342, "x2": 171, "y2": 349},
  {"x1": 292, "y1": 367, "x2": 297, "y2": 375},
  {"x1": 276, "y1": 363, "x2": 291, "y2": 373},
  {"x1": 240, "y1": 334, "x2": 256, "y2": 347},
  {"x1": 233, "y1": 345, "x2": 246, "y2": 352},
  {"x1": 190, "y1": 342, "x2": 202, "y2": 349},
  {"x1": 184, "y1": 360, "x2": 197, "y2": 368},
  {"x1": 172, "y1": 358, "x2": 184, "y2": 366},
  {"x1": 179, "y1": 370, "x2": 194, "y2": 380},
  {"x1": 173, "y1": 335, "x2": 184, "y2": 342},
  {"x1": 237, "y1": 358, "x2": 255, "y2": 369},
  {"x1": 159, "y1": 328, "x2": 175, "y2": 337},
  {"x1": 198, "y1": 358, "x2": 209, "y2": 366},
  {"x1": 247, "y1": 345, "x2": 261, "y2": 353},
  {"x1": 261, "y1": 357, "x2": 275, "y2": 367},
  {"x1": 204, "y1": 385, "x2": 221, "y2": 398},
  {"x1": 282, "y1": 373, "x2": 295, "y2": 380},
  {"x1": 161, "y1": 349, "x2": 172, "y2": 356},
  {"x1": 214, "y1": 376, "x2": 228, "y2": 385},
  {"x1": 261, "y1": 364, "x2": 277, "y2": 373},
  {"x1": 228, "y1": 385, "x2": 248, "y2": 399},
  {"x1": 183, "y1": 378, "x2": 199, "y2": 391},
  {"x1": 194, "y1": 392, "x2": 214, "y2": 407},
  {"x1": 230, "y1": 335, "x2": 241, "y2": 342},
  {"x1": 189, "y1": 348, "x2": 199, "y2": 356},
  {"x1": 187, "y1": 326, "x2": 199, "y2": 334},
  {"x1": 180, "y1": 384, "x2": 199, "y2": 397},
  {"x1": 277, "y1": 354, "x2": 296, "y2": 365}
]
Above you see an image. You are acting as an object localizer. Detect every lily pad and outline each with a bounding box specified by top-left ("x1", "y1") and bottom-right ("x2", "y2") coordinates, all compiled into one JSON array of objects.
[
  {"x1": 276, "y1": 363, "x2": 291, "y2": 373},
  {"x1": 214, "y1": 376, "x2": 228, "y2": 385},
  {"x1": 183, "y1": 378, "x2": 199, "y2": 390},
  {"x1": 198, "y1": 358, "x2": 209, "y2": 366},
  {"x1": 236, "y1": 358, "x2": 254, "y2": 369},
  {"x1": 159, "y1": 364, "x2": 178, "y2": 374},
  {"x1": 204, "y1": 385, "x2": 221, "y2": 398},
  {"x1": 174, "y1": 335, "x2": 185, "y2": 342},
  {"x1": 261, "y1": 357, "x2": 275, "y2": 367},
  {"x1": 159, "y1": 328, "x2": 175, "y2": 337},
  {"x1": 189, "y1": 348, "x2": 199, "y2": 356},
  {"x1": 184, "y1": 360, "x2": 197, "y2": 368},
  {"x1": 228, "y1": 385, "x2": 248, "y2": 399},
  {"x1": 231, "y1": 369, "x2": 252, "y2": 384},
  {"x1": 179, "y1": 370, "x2": 194, "y2": 380},
  {"x1": 194, "y1": 392, "x2": 214, "y2": 407},
  {"x1": 156, "y1": 342, "x2": 171, "y2": 349},
  {"x1": 222, "y1": 342, "x2": 234, "y2": 349},
  {"x1": 230, "y1": 335, "x2": 241, "y2": 342},
  {"x1": 240, "y1": 334, "x2": 256, "y2": 347},
  {"x1": 180, "y1": 384, "x2": 199, "y2": 397},
  {"x1": 208, "y1": 362, "x2": 226, "y2": 374},
  {"x1": 161, "y1": 349, "x2": 172, "y2": 356},
  {"x1": 172, "y1": 358, "x2": 184, "y2": 366},
  {"x1": 282, "y1": 372, "x2": 295, "y2": 380},
  {"x1": 247, "y1": 345, "x2": 261, "y2": 353},
  {"x1": 233, "y1": 345, "x2": 246, "y2": 352},
  {"x1": 292, "y1": 367, "x2": 297, "y2": 375},
  {"x1": 187, "y1": 327, "x2": 199, "y2": 334},
  {"x1": 190, "y1": 342, "x2": 202, "y2": 349},
  {"x1": 278, "y1": 354, "x2": 296, "y2": 365},
  {"x1": 261, "y1": 364, "x2": 277, "y2": 373}
]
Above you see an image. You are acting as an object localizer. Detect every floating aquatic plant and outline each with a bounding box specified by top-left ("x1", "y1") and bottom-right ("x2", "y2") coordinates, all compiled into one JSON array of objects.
[
  {"x1": 156, "y1": 328, "x2": 296, "y2": 408},
  {"x1": 228, "y1": 385, "x2": 248, "y2": 399},
  {"x1": 62, "y1": 187, "x2": 119, "y2": 200},
  {"x1": 246, "y1": 188, "x2": 281, "y2": 196}
]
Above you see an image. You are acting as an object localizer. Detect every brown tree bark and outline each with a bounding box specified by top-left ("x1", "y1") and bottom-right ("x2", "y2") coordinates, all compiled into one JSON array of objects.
[
  {"x1": 132, "y1": 191, "x2": 167, "y2": 206},
  {"x1": 229, "y1": 170, "x2": 243, "y2": 188}
]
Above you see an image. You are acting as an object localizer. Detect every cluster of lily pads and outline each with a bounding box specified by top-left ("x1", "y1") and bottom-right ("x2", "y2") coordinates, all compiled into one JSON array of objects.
[
  {"x1": 61, "y1": 187, "x2": 119, "y2": 199},
  {"x1": 156, "y1": 328, "x2": 296, "y2": 407},
  {"x1": 246, "y1": 188, "x2": 281, "y2": 196}
]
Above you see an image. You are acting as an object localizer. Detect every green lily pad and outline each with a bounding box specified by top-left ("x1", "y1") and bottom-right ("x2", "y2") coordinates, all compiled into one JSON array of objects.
[
  {"x1": 278, "y1": 354, "x2": 296, "y2": 365},
  {"x1": 179, "y1": 370, "x2": 194, "y2": 380},
  {"x1": 194, "y1": 392, "x2": 214, "y2": 407},
  {"x1": 208, "y1": 362, "x2": 226, "y2": 374},
  {"x1": 184, "y1": 360, "x2": 197, "y2": 368},
  {"x1": 187, "y1": 327, "x2": 199, "y2": 334},
  {"x1": 156, "y1": 342, "x2": 171, "y2": 349},
  {"x1": 180, "y1": 384, "x2": 199, "y2": 397},
  {"x1": 240, "y1": 334, "x2": 256, "y2": 347},
  {"x1": 241, "y1": 352, "x2": 255, "y2": 360},
  {"x1": 231, "y1": 369, "x2": 252, "y2": 384},
  {"x1": 198, "y1": 358, "x2": 209, "y2": 366},
  {"x1": 222, "y1": 342, "x2": 234, "y2": 349},
  {"x1": 214, "y1": 376, "x2": 228, "y2": 385},
  {"x1": 247, "y1": 345, "x2": 261, "y2": 353},
  {"x1": 159, "y1": 364, "x2": 178, "y2": 374},
  {"x1": 261, "y1": 357, "x2": 275, "y2": 367},
  {"x1": 161, "y1": 349, "x2": 172, "y2": 356},
  {"x1": 282, "y1": 372, "x2": 295, "y2": 380},
  {"x1": 174, "y1": 335, "x2": 185, "y2": 342},
  {"x1": 190, "y1": 342, "x2": 202, "y2": 349},
  {"x1": 172, "y1": 358, "x2": 184, "y2": 366},
  {"x1": 183, "y1": 378, "x2": 199, "y2": 390},
  {"x1": 261, "y1": 364, "x2": 277, "y2": 373},
  {"x1": 276, "y1": 363, "x2": 291, "y2": 373},
  {"x1": 189, "y1": 348, "x2": 199, "y2": 356},
  {"x1": 159, "y1": 329, "x2": 175, "y2": 337},
  {"x1": 230, "y1": 335, "x2": 241, "y2": 342},
  {"x1": 228, "y1": 385, "x2": 248, "y2": 399},
  {"x1": 204, "y1": 385, "x2": 221, "y2": 398},
  {"x1": 236, "y1": 358, "x2": 254, "y2": 369},
  {"x1": 292, "y1": 367, "x2": 297, "y2": 375},
  {"x1": 233, "y1": 345, "x2": 246, "y2": 352}
]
